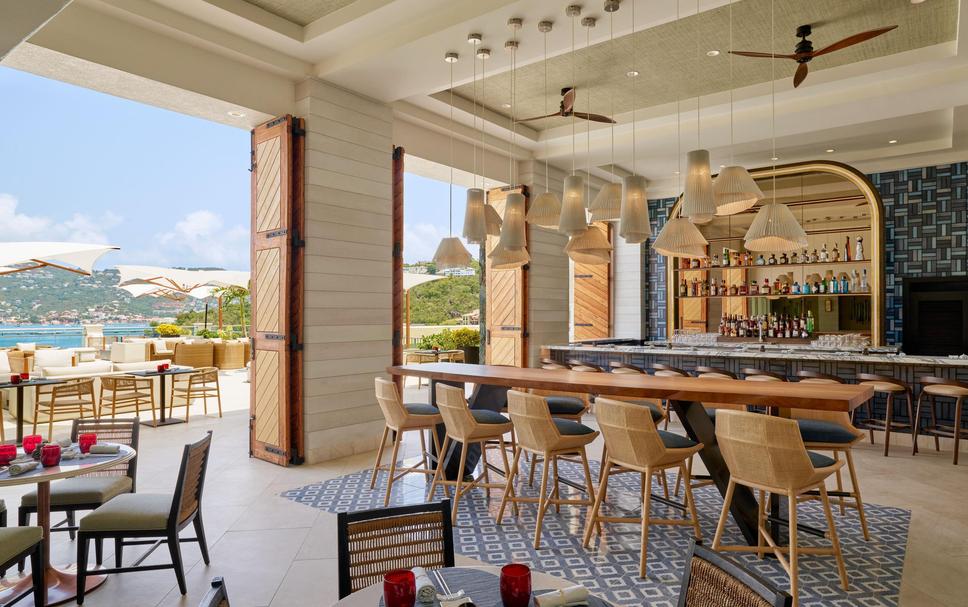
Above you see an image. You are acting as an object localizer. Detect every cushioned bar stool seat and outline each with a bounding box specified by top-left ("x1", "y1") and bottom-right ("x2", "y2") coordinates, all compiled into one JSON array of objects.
[{"x1": 915, "y1": 376, "x2": 968, "y2": 465}]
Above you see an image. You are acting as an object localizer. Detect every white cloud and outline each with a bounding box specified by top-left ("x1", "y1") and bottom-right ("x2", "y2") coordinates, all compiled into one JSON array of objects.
[
  {"x1": 0, "y1": 193, "x2": 121, "y2": 244},
  {"x1": 404, "y1": 222, "x2": 475, "y2": 265},
  {"x1": 157, "y1": 210, "x2": 248, "y2": 268}
]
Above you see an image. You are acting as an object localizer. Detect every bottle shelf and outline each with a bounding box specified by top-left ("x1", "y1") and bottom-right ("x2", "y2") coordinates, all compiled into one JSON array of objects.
[
  {"x1": 675, "y1": 259, "x2": 871, "y2": 273},
  {"x1": 678, "y1": 292, "x2": 871, "y2": 300}
]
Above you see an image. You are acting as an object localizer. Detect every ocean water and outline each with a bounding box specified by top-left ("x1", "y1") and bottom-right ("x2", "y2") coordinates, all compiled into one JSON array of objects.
[{"x1": 0, "y1": 324, "x2": 151, "y2": 348}]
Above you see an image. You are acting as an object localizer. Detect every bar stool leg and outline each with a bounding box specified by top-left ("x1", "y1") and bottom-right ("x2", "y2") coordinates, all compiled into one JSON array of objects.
[
  {"x1": 370, "y1": 426, "x2": 390, "y2": 489},
  {"x1": 757, "y1": 489, "x2": 767, "y2": 559},
  {"x1": 427, "y1": 436, "x2": 450, "y2": 501},
  {"x1": 906, "y1": 390, "x2": 917, "y2": 455},
  {"x1": 833, "y1": 452, "x2": 846, "y2": 515},
  {"x1": 384, "y1": 429, "x2": 403, "y2": 506},
  {"x1": 883, "y1": 392, "x2": 894, "y2": 457},
  {"x1": 583, "y1": 458, "x2": 612, "y2": 547},
  {"x1": 913, "y1": 391, "x2": 925, "y2": 456},
  {"x1": 639, "y1": 466, "x2": 652, "y2": 578},
  {"x1": 844, "y1": 449, "x2": 870, "y2": 541},
  {"x1": 953, "y1": 397, "x2": 963, "y2": 465},
  {"x1": 451, "y1": 444, "x2": 469, "y2": 524},
  {"x1": 496, "y1": 446, "x2": 522, "y2": 522},
  {"x1": 788, "y1": 494, "x2": 800, "y2": 607},
  {"x1": 930, "y1": 395, "x2": 941, "y2": 452},
  {"x1": 681, "y1": 463, "x2": 701, "y2": 541},
  {"x1": 711, "y1": 479, "x2": 736, "y2": 551},
  {"x1": 819, "y1": 485, "x2": 849, "y2": 591},
  {"x1": 533, "y1": 454, "x2": 552, "y2": 549}
]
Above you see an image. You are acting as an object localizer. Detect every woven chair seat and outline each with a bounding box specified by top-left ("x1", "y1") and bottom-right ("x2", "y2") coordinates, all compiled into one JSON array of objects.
[
  {"x1": 79, "y1": 493, "x2": 171, "y2": 532},
  {"x1": 404, "y1": 403, "x2": 440, "y2": 416},
  {"x1": 21, "y1": 476, "x2": 132, "y2": 507},
  {"x1": 0, "y1": 527, "x2": 42, "y2": 565},
  {"x1": 545, "y1": 396, "x2": 586, "y2": 415},
  {"x1": 797, "y1": 419, "x2": 858, "y2": 444},
  {"x1": 470, "y1": 409, "x2": 510, "y2": 425},
  {"x1": 808, "y1": 451, "x2": 837, "y2": 468},
  {"x1": 552, "y1": 418, "x2": 595, "y2": 435}
]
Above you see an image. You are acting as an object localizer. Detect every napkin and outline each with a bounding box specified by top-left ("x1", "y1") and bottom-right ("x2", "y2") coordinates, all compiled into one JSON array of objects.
[
  {"x1": 56, "y1": 438, "x2": 72, "y2": 448},
  {"x1": 412, "y1": 566, "x2": 436, "y2": 604},
  {"x1": 88, "y1": 444, "x2": 120, "y2": 455},
  {"x1": 533, "y1": 585, "x2": 590, "y2": 607},
  {"x1": 7, "y1": 461, "x2": 39, "y2": 476}
]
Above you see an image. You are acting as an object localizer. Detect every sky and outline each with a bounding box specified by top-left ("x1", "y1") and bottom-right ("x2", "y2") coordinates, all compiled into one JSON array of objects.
[{"x1": 0, "y1": 66, "x2": 461, "y2": 270}]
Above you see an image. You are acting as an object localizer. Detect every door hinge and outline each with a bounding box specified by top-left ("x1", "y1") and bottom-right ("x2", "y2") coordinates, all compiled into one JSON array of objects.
[
  {"x1": 289, "y1": 339, "x2": 303, "y2": 352},
  {"x1": 292, "y1": 124, "x2": 306, "y2": 137},
  {"x1": 266, "y1": 228, "x2": 288, "y2": 239},
  {"x1": 265, "y1": 333, "x2": 286, "y2": 341},
  {"x1": 291, "y1": 228, "x2": 305, "y2": 249},
  {"x1": 249, "y1": 149, "x2": 256, "y2": 172},
  {"x1": 392, "y1": 330, "x2": 401, "y2": 348},
  {"x1": 267, "y1": 116, "x2": 288, "y2": 128},
  {"x1": 265, "y1": 445, "x2": 288, "y2": 457}
]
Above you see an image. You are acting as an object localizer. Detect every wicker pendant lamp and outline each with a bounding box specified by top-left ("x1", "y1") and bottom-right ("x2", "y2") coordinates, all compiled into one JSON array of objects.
[
  {"x1": 565, "y1": 224, "x2": 610, "y2": 264},
  {"x1": 498, "y1": 192, "x2": 527, "y2": 250},
  {"x1": 681, "y1": 2, "x2": 715, "y2": 225},
  {"x1": 558, "y1": 6, "x2": 588, "y2": 237},
  {"x1": 484, "y1": 203, "x2": 503, "y2": 235},
  {"x1": 462, "y1": 41, "x2": 488, "y2": 244},
  {"x1": 618, "y1": 0, "x2": 651, "y2": 241},
  {"x1": 526, "y1": 21, "x2": 562, "y2": 228},
  {"x1": 743, "y1": 0, "x2": 807, "y2": 252},
  {"x1": 433, "y1": 52, "x2": 473, "y2": 270},
  {"x1": 590, "y1": 183, "x2": 622, "y2": 222},
  {"x1": 652, "y1": 216, "x2": 708, "y2": 258},
  {"x1": 714, "y1": 1, "x2": 763, "y2": 216},
  {"x1": 489, "y1": 244, "x2": 530, "y2": 269}
]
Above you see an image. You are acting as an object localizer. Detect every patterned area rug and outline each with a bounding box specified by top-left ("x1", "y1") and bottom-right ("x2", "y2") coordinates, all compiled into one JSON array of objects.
[{"x1": 282, "y1": 457, "x2": 909, "y2": 606}]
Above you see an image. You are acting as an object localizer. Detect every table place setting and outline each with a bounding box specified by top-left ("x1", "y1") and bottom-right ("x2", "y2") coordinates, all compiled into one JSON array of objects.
[{"x1": 0, "y1": 432, "x2": 123, "y2": 477}]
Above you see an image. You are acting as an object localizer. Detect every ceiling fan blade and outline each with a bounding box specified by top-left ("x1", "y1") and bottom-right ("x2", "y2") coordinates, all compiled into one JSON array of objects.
[
  {"x1": 810, "y1": 25, "x2": 898, "y2": 57},
  {"x1": 793, "y1": 62, "x2": 809, "y2": 88},
  {"x1": 516, "y1": 112, "x2": 562, "y2": 123},
  {"x1": 729, "y1": 50, "x2": 797, "y2": 59},
  {"x1": 572, "y1": 112, "x2": 617, "y2": 124},
  {"x1": 561, "y1": 87, "x2": 576, "y2": 113}
]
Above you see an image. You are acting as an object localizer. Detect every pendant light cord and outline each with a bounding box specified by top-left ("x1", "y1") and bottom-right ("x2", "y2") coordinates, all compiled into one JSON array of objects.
[
  {"x1": 571, "y1": 13, "x2": 577, "y2": 176},
  {"x1": 771, "y1": 0, "x2": 776, "y2": 201},
  {"x1": 676, "y1": 0, "x2": 682, "y2": 194},
  {"x1": 695, "y1": 0, "x2": 701, "y2": 149},
  {"x1": 508, "y1": 34, "x2": 517, "y2": 187},
  {"x1": 543, "y1": 28, "x2": 550, "y2": 193},
  {"x1": 631, "y1": 0, "x2": 636, "y2": 177},
  {"x1": 472, "y1": 45, "x2": 478, "y2": 190},
  {"x1": 480, "y1": 52, "x2": 487, "y2": 192},
  {"x1": 728, "y1": 0, "x2": 734, "y2": 164},
  {"x1": 449, "y1": 58, "x2": 455, "y2": 235},
  {"x1": 609, "y1": 10, "x2": 615, "y2": 178},
  {"x1": 586, "y1": 21, "x2": 591, "y2": 200}
]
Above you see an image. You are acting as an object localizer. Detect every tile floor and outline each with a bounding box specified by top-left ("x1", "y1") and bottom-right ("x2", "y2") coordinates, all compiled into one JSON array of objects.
[{"x1": 1, "y1": 376, "x2": 966, "y2": 606}]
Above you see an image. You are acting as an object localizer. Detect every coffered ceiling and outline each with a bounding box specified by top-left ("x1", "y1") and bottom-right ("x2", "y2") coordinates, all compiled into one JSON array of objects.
[{"x1": 237, "y1": 0, "x2": 359, "y2": 25}]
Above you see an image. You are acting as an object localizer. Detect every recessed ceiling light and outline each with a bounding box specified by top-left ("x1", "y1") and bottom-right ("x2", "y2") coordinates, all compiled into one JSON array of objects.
[
  {"x1": 706, "y1": 50, "x2": 720, "y2": 57},
  {"x1": 888, "y1": 139, "x2": 898, "y2": 144},
  {"x1": 444, "y1": 52, "x2": 459, "y2": 63},
  {"x1": 227, "y1": 110, "x2": 246, "y2": 118},
  {"x1": 771, "y1": 156, "x2": 779, "y2": 161},
  {"x1": 626, "y1": 70, "x2": 639, "y2": 77},
  {"x1": 719, "y1": 164, "x2": 726, "y2": 168},
  {"x1": 467, "y1": 33, "x2": 482, "y2": 45},
  {"x1": 673, "y1": 171, "x2": 681, "y2": 175},
  {"x1": 910, "y1": 0, "x2": 926, "y2": 4},
  {"x1": 826, "y1": 148, "x2": 835, "y2": 153},
  {"x1": 502, "y1": 103, "x2": 512, "y2": 109}
]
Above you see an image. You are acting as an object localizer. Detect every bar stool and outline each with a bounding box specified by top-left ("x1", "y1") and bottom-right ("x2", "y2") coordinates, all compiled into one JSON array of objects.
[
  {"x1": 915, "y1": 376, "x2": 968, "y2": 465},
  {"x1": 711, "y1": 410, "x2": 848, "y2": 607},
  {"x1": 855, "y1": 373, "x2": 916, "y2": 457},
  {"x1": 371, "y1": 378, "x2": 443, "y2": 506},
  {"x1": 652, "y1": 364, "x2": 690, "y2": 429},
  {"x1": 795, "y1": 371, "x2": 869, "y2": 539},
  {"x1": 497, "y1": 391, "x2": 599, "y2": 548},
  {"x1": 428, "y1": 384, "x2": 514, "y2": 523},
  {"x1": 540, "y1": 358, "x2": 569, "y2": 370},
  {"x1": 567, "y1": 359, "x2": 606, "y2": 372},
  {"x1": 742, "y1": 368, "x2": 787, "y2": 382},
  {"x1": 583, "y1": 397, "x2": 703, "y2": 577}
]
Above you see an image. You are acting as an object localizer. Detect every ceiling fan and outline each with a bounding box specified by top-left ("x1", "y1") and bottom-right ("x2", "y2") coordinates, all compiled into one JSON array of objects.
[
  {"x1": 516, "y1": 87, "x2": 616, "y2": 124},
  {"x1": 730, "y1": 23, "x2": 898, "y2": 88}
]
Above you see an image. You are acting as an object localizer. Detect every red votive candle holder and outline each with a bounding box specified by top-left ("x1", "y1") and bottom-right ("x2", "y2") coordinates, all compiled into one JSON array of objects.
[
  {"x1": 9, "y1": 374, "x2": 20, "y2": 385},
  {"x1": 0, "y1": 444, "x2": 16, "y2": 466},
  {"x1": 382, "y1": 569, "x2": 415, "y2": 607},
  {"x1": 20, "y1": 372, "x2": 29, "y2": 381},
  {"x1": 500, "y1": 564, "x2": 532, "y2": 607},
  {"x1": 79, "y1": 433, "x2": 98, "y2": 454},
  {"x1": 163, "y1": 363, "x2": 170, "y2": 370},
  {"x1": 22, "y1": 434, "x2": 42, "y2": 455},
  {"x1": 41, "y1": 444, "x2": 61, "y2": 467},
  {"x1": 157, "y1": 364, "x2": 166, "y2": 373}
]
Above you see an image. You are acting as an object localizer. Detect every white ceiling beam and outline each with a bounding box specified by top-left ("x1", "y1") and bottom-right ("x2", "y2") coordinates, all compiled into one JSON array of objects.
[
  {"x1": 0, "y1": 0, "x2": 72, "y2": 61},
  {"x1": 304, "y1": 0, "x2": 398, "y2": 41}
]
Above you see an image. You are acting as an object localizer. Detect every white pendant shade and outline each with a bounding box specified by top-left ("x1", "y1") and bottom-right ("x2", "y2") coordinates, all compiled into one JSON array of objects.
[
  {"x1": 652, "y1": 217, "x2": 709, "y2": 258},
  {"x1": 743, "y1": 201, "x2": 809, "y2": 252},
  {"x1": 589, "y1": 183, "x2": 622, "y2": 222},
  {"x1": 714, "y1": 166, "x2": 764, "y2": 216},
  {"x1": 619, "y1": 175, "x2": 652, "y2": 244},
  {"x1": 462, "y1": 188, "x2": 487, "y2": 244},
  {"x1": 558, "y1": 175, "x2": 588, "y2": 236},
  {"x1": 681, "y1": 149, "x2": 716, "y2": 225},
  {"x1": 432, "y1": 237, "x2": 472, "y2": 270},
  {"x1": 565, "y1": 226, "x2": 612, "y2": 265},
  {"x1": 489, "y1": 243, "x2": 530, "y2": 270},
  {"x1": 527, "y1": 191, "x2": 561, "y2": 228},
  {"x1": 497, "y1": 192, "x2": 528, "y2": 250},
  {"x1": 484, "y1": 204, "x2": 503, "y2": 236}
]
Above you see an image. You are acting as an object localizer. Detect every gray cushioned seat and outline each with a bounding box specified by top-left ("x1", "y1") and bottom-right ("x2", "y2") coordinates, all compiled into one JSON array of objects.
[
  {"x1": 0, "y1": 527, "x2": 42, "y2": 565},
  {"x1": 471, "y1": 409, "x2": 510, "y2": 425},
  {"x1": 404, "y1": 403, "x2": 440, "y2": 416},
  {"x1": 552, "y1": 418, "x2": 596, "y2": 436},
  {"x1": 21, "y1": 476, "x2": 133, "y2": 508},
  {"x1": 797, "y1": 419, "x2": 857, "y2": 444},
  {"x1": 628, "y1": 401, "x2": 665, "y2": 422},
  {"x1": 0, "y1": 498, "x2": 5, "y2": 513},
  {"x1": 808, "y1": 451, "x2": 837, "y2": 468},
  {"x1": 79, "y1": 494, "x2": 171, "y2": 533},
  {"x1": 545, "y1": 396, "x2": 586, "y2": 416},
  {"x1": 658, "y1": 430, "x2": 698, "y2": 449}
]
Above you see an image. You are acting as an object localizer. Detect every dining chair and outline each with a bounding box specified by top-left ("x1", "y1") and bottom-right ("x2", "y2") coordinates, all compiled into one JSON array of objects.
[
  {"x1": 75, "y1": 431, "x2": 214, "y2": 604},
  {"x1": 497, "y1": 391, "x2": 599, "y2": 548},
  {"x1": 677, "y1": 540, "x2": 792, "y2": 607},
  {"x1": 793, "y1": 372, "x2": 869, "y2": 539},
  {"x1": 914, "y1": 375, "x2": 968, "y2": 465},
  {"x1": 583, "y1": 397, "x2": 704, "y2": 577},
  {"x1": 855, "y1": 373, "x2": 916, "y2": 457},
  {"x1": 370, "y1": 377, "x2": 443, "y2": 506},
  {"x1": 428, "y1": 384, "x2": 514, "y2": 523},
  {"x1": 404, "y1": 350, "x2": 437, "y2": 388},
  {"x1": 33, "y1": 378, "x2": 98, "y2": 440},
  {"x1": 19, "y1": 418, "x2": 140, "y2": 567},
  {"x1": 337, "y1": 500, "x2": 455, "y2": 598},
  {"x1": 169, "y1": 367, "x2": 222, "y2": 421},
  {"x1": 198, "y1": 577, "x2": 231, "y2": 607},
  {"x1": 711, "y1": 410, "x2": 848, "y2": 607},
  {"x1": 0, "y1": 526, "x2": 45, "y2": 606},
  {"x1": 100, "y1": 376, "x2": 156, "y2": 423}
]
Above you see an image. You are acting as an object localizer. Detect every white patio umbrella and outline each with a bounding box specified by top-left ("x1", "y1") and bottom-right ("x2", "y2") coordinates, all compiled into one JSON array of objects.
[
  {"x1": 115, "y1": 265, "x2": 250, "y2": 292},
  {"x1": 119, "y1": 283, "x2": 216, "y2": 301},
  {"x1": 402, "y1": 272, "x2": 446, "y2": 347},
  {"x1": 0, "y1": 242, "x2": 119, "y2": 275}
]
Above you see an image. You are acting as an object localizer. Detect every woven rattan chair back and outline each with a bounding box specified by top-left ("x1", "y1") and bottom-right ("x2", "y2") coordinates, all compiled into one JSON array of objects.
[
  {"x1": 71, "y1": 418, "x2": 140, "y2": 488},
  {"x1": 434, "y1": 383, "x2": 479, "y2": 442},
  {"x1": 337, "y1": 500, "x2": 455, "y2": 598},
  {"x1": 169, "y1": 431, "x2": 213, "y2": 528},
  {"x1": 53, "y1": 378, "x2": 96, "y2": 399},
  {"x1": 507, "y1": 390, "x2": 560, "y2": 454},
  {"x1": 792, "y1": 374, "x2": 855, "y2": 428},
  {"x1": 100, "y1": 376, "x2": 139, "y2": 393},
  {"x1": 715, "y1": 410, "x2": 816, "y2": 491},
  {"x1": 374, "y1": 377, "x2": 409, "y2": 429},
  {"x1": 677, "y1": 541, "x2": 792, "y2": 607},
  {"x1": 595, "y1": 397, "x2": 670, "y2": 470},
  {"x1": 189, "y1": 367, "x2": 219, "y2": 388}
]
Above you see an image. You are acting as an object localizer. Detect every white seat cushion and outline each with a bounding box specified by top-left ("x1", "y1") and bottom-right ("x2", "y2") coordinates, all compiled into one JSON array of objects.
[
  {"x1": 113, "y1": 359, "x2": 171, "y2": 372},
  {"x1": 16, "y1": 343, "x2": 36, "y2": 352},
  {"x1": 0, "y1": 351, "x2": 9, "y2": 374},
  {"x1": 34, "y1": 349, "x2": 73, "y2": 370}
]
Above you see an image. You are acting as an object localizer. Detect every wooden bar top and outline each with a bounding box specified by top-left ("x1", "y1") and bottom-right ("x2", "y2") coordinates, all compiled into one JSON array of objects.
[{"x1": 387, "y1": 363, "x2": 873, "y2": 412}]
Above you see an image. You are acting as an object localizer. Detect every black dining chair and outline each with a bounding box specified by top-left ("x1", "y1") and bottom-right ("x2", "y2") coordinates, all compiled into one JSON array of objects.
[
  {"x1": 677, "y1": 540, "x2": 792, "y2": 607},
  {"x1": 199, "y1": 577, "x2": 231, "y2": 606}
]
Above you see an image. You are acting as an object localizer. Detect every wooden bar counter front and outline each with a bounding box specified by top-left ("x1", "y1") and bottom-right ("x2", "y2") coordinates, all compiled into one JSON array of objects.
[{"x1": 387, "y1": 363, "x2": 873, "y2": 546}]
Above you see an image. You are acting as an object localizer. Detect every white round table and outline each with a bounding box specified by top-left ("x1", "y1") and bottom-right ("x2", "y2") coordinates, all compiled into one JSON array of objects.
[
  {"x1": 0, "y1": 443, "x2": 136, "y2": 606},
  {"x1": 332, "y1": 565, "x2": 590, "y2": 606}
]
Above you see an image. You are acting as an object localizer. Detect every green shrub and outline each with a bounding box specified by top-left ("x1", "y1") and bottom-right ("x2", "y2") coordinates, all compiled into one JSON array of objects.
[
  {"x1": 197, "y1": 329, "x2": 220, "y2": 339},
  {"x1": 414, "y1": 327, "x2": 480, "y2": 350},
  {"x1": 155, "y1": 323, "x2": 184, "y2": 337}
]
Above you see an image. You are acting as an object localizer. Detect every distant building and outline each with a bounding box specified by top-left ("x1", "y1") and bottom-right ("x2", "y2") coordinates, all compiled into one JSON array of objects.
[{"x1": 441, "y1": 267, "x2": 474, "y2": 277}]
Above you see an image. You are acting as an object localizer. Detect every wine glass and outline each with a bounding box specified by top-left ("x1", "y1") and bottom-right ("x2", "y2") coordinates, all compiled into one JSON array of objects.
[{"x1": 500, "y1": 564, "x2": 532, "y2": 607}]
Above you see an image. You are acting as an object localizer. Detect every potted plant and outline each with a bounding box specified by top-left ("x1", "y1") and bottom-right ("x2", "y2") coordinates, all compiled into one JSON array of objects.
[{"x1": 448, "y1": 327, "x2": 481, "y2": 364}]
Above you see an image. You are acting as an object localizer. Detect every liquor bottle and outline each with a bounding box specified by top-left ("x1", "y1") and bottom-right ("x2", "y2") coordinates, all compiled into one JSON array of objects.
[
  {"x1": 755, "y1": 254, "x2": 765, "y2": 266},
  {"x1": 750, "y1": 281, "x2": 759, "y2": 295},
  {"x1": 762, "y1": 278, "x2": 771, "y2": 295},
  {"x1": 712, "y1": 254, "x2": 720, "y2": 267},
  {"x1": 801, "y1": 317, "x2": 809, "y2": 339},
  {"x1": 803, "y1": 281, "x2": 811, "y2": 294},
  {"x1": 722, "y1": 247, "x2": 731, "y2": 267},
  {"x1": 691, "y1": 277, "x2": 699, "y2": 297},
  {"x1": 814, "y1": 280, "x2": 822, "y2": 294},
  {"x1": 791, "y1": 251, "x2": 799, "y2": 264},
  {"x1": 861, "y1": 268, "x2": 869, "y2": 291},
  {"x1": 780, "y1": 252, "x2": 788, "y2": 264},
  {"x1": 855, "y1": 237, "x2": 864, "y2": 261},
  {"x1": 720, "y1": 313, "x2": 727, "y2": 335},
  {"x1": 773, "y1": 277, "x2": 782, "y2": 293},
  {"x1": 768, "y1": 254, "x2": 778, "y2": 265},
  {"x1": 690, "y1": 257, "x2": 700, "y2": 269},
  {"x1": 810, "y1": 249, "x2": 819, "y2": 263},
  {"x1": 783, "y1": 281, "x2": 791, "y2": 295},
  {"x1": 820, "y1": 243, "x2": 828, "y2": 262},
  {"x1": 806, "y1": 310, "x2": 815, "y2": 333},
  {"x1": 831, "y1": 276, "x2": 840, "y2": 294},
  {"x1": 679, "y1": 278, "x2": 688, "y2": 297},
  {"x1": 739, "y1": 282, "x2": 748, "y2": 296},
  {"x1": 831, "y1": 244, "x2": 840, "y2": 262},
  {"x1": 844, "y1": 236, "x2": 851, "y2": 261},
  {"x1": 729, "y1": 283, "x2": 738, "y2": 296},
  {"x1": 792, "y1": 281, "x2": 801, "y2": 294},
  {"x1": 841, "y1": 275, "x2": 849, "y2": 293}
]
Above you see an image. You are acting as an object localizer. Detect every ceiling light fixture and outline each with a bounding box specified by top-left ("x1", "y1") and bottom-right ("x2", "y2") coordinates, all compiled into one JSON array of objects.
[
  {"x1": 626, "y1": 70, "x2": 639, "y2": 77},
  {"x1": 706, "y1": 50, "x2": 720, "y2": 56},
  {"x1": 744, "y1": 0, "x2": 807, "y2": 252},
  {"x1": 713, "y1": 0, "x2": 764, "y2": 217},
  {"x1": 558, "y1": 5, "x2": 589, "y2": 237},
  {"x1": 463, "y1": 37, "x2": 487, "y2": 245},
  {"x1": 227, "y1": 110, "x2": 246, "y2": 118},
  {"x1": 619, "y1": 0, "x2": 651, "y2": 244},
  {"x1": 467, "y1": 33, "x2": 482, "y2": 45},
  {"x1": 888, "y1": 139, "x2": 898, "y2": 144},
  {"x1": 526, "y1": 20, "x2": 564, "y2": 229},
  {"x1": 589, "y1": 7, "x2": 622, "y2": 223},
  {"x1": 681, "y1": 0, "x2": 716, "y2": 225},
  {"x1": 433, "y1": 52, "x2": 473, "y2": 270},
  {"x1": 826, "y1": 148, "x2": 835, "y2": 153}
]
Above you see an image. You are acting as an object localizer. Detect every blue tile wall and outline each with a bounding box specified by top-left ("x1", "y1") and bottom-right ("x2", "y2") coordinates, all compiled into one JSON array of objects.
[{"x1": 645, "y1": 163, "x2": 968, "y2": 345}]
